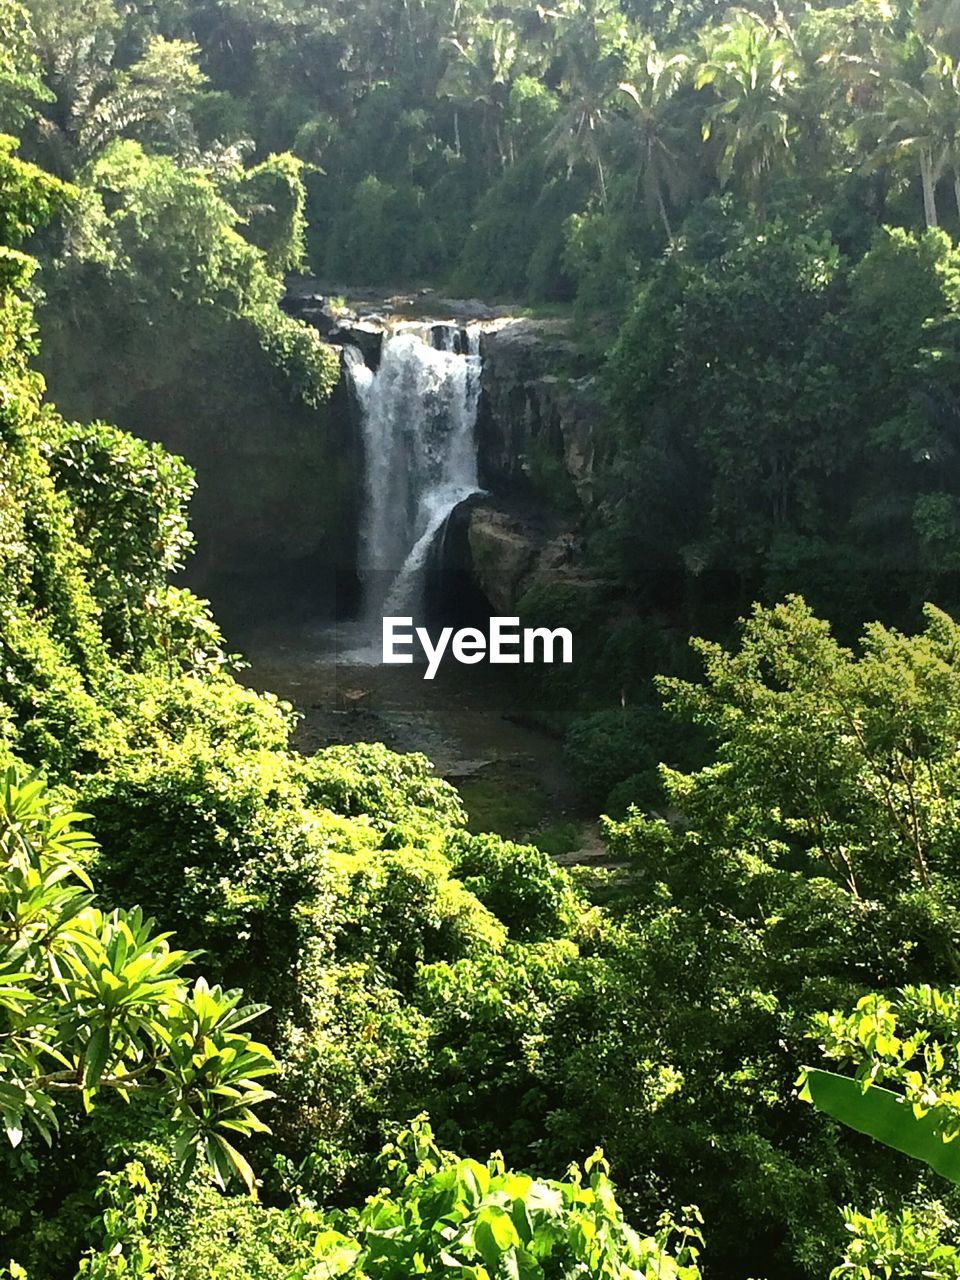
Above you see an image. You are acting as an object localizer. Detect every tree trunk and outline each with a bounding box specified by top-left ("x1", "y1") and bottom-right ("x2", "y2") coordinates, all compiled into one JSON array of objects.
[
  {"x1": 921, "y1": 150, "x2": 939, "y2": 228},
  {"x1": 657, "y1": 185, "x2": 674, "y2": 246},
  {"x1": 954, "y1": 170, "x2": 960, "y2": 222},
  {"x1": 595, "y1": 151, "x2": 608, "y2": 210}
]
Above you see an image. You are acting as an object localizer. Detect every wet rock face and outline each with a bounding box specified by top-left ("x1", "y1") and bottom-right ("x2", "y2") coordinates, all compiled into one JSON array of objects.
[
  {"x1": 443, "y1": 497, "x2": 588, "y2": 615},
  {"x1": 464, "y1": 504, "x2": 542, "y2": 614},
  {"x1": 476, "y1": 320, "x2": 602, "y2": 509}
]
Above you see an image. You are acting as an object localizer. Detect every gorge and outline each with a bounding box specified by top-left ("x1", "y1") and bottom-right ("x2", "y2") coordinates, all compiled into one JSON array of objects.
[{"x1": 37, "y1": 283, "x2": 603, "y2": 638}]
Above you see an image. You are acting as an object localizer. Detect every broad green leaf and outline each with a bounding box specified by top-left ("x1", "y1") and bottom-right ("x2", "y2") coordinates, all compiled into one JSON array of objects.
[
  {"x1": 801, "y1": 1067, "x2": 960, "y2": 1184},
  {"x1": 82, "y1": 1025, "x2": 111, "y2": 1090}
]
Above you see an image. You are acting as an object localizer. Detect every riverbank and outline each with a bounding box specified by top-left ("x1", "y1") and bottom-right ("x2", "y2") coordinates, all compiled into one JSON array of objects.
[{"x1": 233, "y1": 615, "x2": 586, "y2": 848}]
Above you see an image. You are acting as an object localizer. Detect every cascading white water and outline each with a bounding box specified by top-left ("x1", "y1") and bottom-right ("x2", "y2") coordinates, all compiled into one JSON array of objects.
[{"x1": 345, "y1": 322, "x2": 482, "y2": 642}]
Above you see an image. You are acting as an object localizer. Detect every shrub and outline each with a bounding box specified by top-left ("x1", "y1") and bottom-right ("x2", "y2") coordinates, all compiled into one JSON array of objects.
[{"x1": 445, "y1": 828, "x2": 580, "y2": 941}]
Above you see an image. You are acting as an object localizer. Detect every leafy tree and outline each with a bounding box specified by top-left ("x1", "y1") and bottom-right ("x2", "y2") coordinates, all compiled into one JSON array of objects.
[
  {"x1": 875, "y1": 49, "x2": 960, "y2": 228},
  {"x1": 618, "y1": 40, "x2": 691, "y2": 243},
  {"x1": 55, "y1": 140, "x2": 337, "y2": 405},
  {"x1": 654, "y1": 596, "x2": 960, "y2": 937},
  {"x1": 438, "y1": 14, "x2": 522, "y2": 170},
  {"x1": 0, "y1": 768, "x2": 274, "y2": 1192},
  {"x1": 25, "y1": 0, "x2": 207, "y2": 178},
  {"x1": 74, "y1": 1119, "x2": 706, "y2": 1280},
  {"x1": 0, "y1": 0, "x2": 49, "y2": 132},
  {"x1": 522, "y1": 597, "x2": 960, "y2": 1275},
  {"x1": 695, "y1": 12, "x2": 799, "y2": 217},
  {"x1": 545, "y1": 0, "x2": 632, "y2": 209}
]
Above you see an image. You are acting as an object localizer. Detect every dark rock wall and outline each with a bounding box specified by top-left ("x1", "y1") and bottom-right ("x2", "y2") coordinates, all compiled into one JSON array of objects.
[
  {"x1": 37, "y1": 299, "x2": 361, "y2": 625},
  {"x1": 477, "y1": 321, "x2": 602, "y2": 510}
]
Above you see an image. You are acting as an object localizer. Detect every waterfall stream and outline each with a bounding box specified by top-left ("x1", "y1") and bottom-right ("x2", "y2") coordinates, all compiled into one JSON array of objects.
[{"x1": 345, "y1": 322, "x2": 482, "y2": 645}]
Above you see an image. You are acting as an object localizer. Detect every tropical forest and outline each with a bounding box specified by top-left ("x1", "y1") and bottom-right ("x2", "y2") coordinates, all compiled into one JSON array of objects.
[{"x1": 9, "y1": 0, "x2": 960, "y2": 1276}]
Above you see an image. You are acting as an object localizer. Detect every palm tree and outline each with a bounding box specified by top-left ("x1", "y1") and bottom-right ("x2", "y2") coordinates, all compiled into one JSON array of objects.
[
  {"x1": 618, "y1": 41, "x2": 691, "y2": 244},
  {"x1": 437, "y1": 15, "x2": 521, "y2": 168},
  {"x1": 877, "y1": 50, "x2": 960, "y2": 228},
  {"x1": 25, "y1": 0, "x2": 207, "y2": 180},
  {"x1": 695, "y1": 11, "x2": 798, "y2": 218},
  {"x1": 544, "y1": 0, "x2": 629, "y2": 208}
]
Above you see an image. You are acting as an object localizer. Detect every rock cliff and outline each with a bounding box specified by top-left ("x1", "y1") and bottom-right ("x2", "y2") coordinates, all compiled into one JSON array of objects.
[
  {"x1": 282, "y1": 286, "x2": 608, "y2": 617},
  {"x1": 37, "y1": 299, "x2": 361, "y2": 623},
  {"x1": 285, "y1": 286, "x2": 606, "y2": 518},
  {"x1": 476, "y1": 319, "x2": 602, "y2": 509}
]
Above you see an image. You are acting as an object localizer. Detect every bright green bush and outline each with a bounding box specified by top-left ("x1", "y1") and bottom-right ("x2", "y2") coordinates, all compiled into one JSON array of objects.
[
  {"x1": 302, "y1": 742, "x2": 466, "y2": 839},
  {"x1": 78, "y1": 1119, "x2": 705, "y2": 1280},
  {"x1": 81, "y1": 744, "x2": 354, "y2": 1011},
  {"x1": 0, "y1": 768, "x2": 274, "y2": 1199},
  {"x1": 56, "y1": 141, "x2": 338, "y2": 407},
  {"x1": 445, "y1": 828, "x2": 580, "y2": 941},
  {"x1": 330, "y1": 843, "x2": 507, "y2": 990},
  {"x1": 412, "y1": 941, "x2": 581, "y2": 1159},
  {"x1": 831, "y1": 1206, "x2": 960, "y2": 1280},
  {"x1": 231, "y1": 151, "x2": 307, "y2": 274},
  {"x1": 47, "y1": 418, "x2": 195, "y2": 659}
]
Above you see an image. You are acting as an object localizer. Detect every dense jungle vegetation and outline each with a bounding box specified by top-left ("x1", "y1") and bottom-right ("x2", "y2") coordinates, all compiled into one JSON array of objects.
[{"x1": 11, "y1": 0, "x2": 960, "y2": 1277}]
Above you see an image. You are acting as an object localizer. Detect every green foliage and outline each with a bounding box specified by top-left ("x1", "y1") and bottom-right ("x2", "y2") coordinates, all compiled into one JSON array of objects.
[
  {"x1": 445, "y1": 828, "x2": 579, "y2": 942},
  {"x1": 0, "y1": 768, "x2": 274, "y2": 1192},
  {"x1": 563, "y1": 703, "x2": 685, "y2": 814},
  {"x1": 232, "y1": 151, "x2": 307, "y2": 274},
  {"x1": 77, "y1": 1120, "x2": 705, "y2": 1280},
  {"x1": 55, "y1": 141, "x2": 337, "y2": 406},
  {"x1": 802, "y1": 1068, "x2": 960, "y2": 1185},
  {"x1": 411, "y1": 941, "x2": 581, "y2": 1160},
  {"x1": 0, "y1": 0, "x2": 48, "y2": 132},
  {"x1": 804, "y1": 987, "x2": 960, "y2": 1179},
  {"x1": 319, "y1": 174, "x2": 445, "y2": 285},
  {"x1": 0, "y1": 135, "x2": 69, "y2": 244},
  {"x1": 656, "y1": 596, "x2": 960, "y2": 934},
  {"x1": 504, "y1": 596, "x2": 960, "y2": 1275},
  {"x1": 18, "y1": 1, "x2": 960, "y2": 1277},
  {"x1": 303, "y1": 742, "x2": 466, "y2": 839},
  {"x1": 47, "y1": 418, "x2": 195, "y2": 659},
  {"x1": 454, "y1": 156, "x2": 584, "y2": 301},
  {"x1": 82, "y1": 744, "x2": 351, "y2": 1011},
  {"x1": 798, "y1": 988, "x2": 960, "y2": 1276},
  {"x1": 318, "y1": 1119, "x2": 704, "y2": 1280},
  {"x1": 74, "y1": 37, "x2": 207, "y2": 168},
  {"x1": 603, "y1": 220, "x2": 960, "y2": 635},
  {"x1": 832, "y1": 1205, "x2": 960, "y2": 1280}
]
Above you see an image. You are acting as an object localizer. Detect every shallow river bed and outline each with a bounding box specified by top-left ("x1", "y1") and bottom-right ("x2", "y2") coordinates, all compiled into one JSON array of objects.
[{"x1": 233, "y1": 616, "x2": 584, "y2": 842}]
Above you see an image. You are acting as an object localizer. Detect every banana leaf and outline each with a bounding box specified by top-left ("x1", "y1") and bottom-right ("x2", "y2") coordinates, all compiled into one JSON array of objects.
[{"x1": 801, "y1": 1067, "x2": 960, "y2": 1185}]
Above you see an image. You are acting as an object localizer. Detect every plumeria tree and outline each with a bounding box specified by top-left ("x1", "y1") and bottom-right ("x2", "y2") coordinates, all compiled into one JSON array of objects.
[{"x1": 0, "y1": 768, "x2": 275, "y2": 1192}]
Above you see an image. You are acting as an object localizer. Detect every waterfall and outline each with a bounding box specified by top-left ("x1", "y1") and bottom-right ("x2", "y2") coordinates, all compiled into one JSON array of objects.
[{"x1": 345, "y1": 322, "x2": 482, "y2": 641}]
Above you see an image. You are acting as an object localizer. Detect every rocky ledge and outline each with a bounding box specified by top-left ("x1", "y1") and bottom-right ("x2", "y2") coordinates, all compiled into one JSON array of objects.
[
  {"x1": 283, "y1": 284, "x2": 606, "y2": 516},
  {"x1": 444, "y1": 497, "x2": 597, "y2": 615}
]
